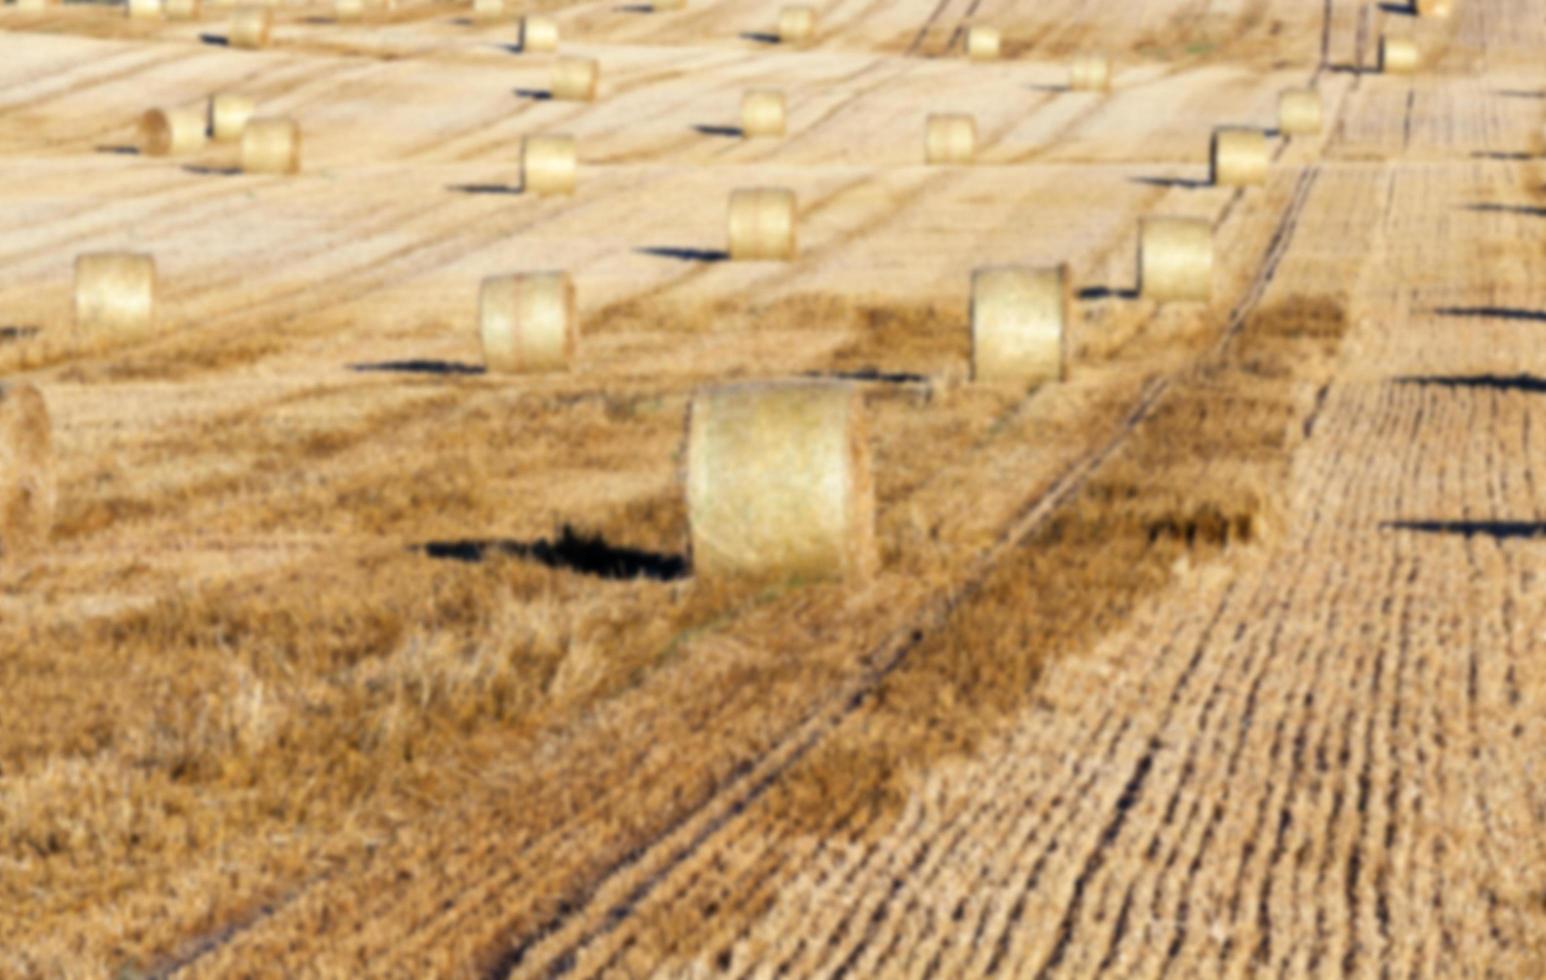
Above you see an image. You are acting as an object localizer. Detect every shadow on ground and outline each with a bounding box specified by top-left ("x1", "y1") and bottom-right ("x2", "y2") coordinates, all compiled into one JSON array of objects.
[{"x1": 418, "y1": 525, "x2": 689, "y2": 581}]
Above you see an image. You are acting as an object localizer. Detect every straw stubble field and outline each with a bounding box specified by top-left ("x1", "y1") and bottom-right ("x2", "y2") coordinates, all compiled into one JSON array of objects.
[{"x1": 0, "y1": 0, "x2": 1542, "y2": 976}]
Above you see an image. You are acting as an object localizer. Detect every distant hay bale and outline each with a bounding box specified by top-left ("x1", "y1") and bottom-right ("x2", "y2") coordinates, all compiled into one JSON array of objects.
[
  {"x1": 478, "y1": 272, "x2": 575, "y2": 373},
  {"x1": 551, "y1": 56, "x2": 599, "y2": 102},
  {"x1": 164, "y1": 0, "x2": 200, "y2": 20},
  {"x1": 0, "y1": 383, "x2": 56, "y2": 564},
  {"x1": 728, "y1": 187, "x2": 796, "y2": 261},
  {"x1": 1139, "y1": 217, "x2": 1213, "y2": 303},
  {"x1": 520, "y1": 14, "x2": 558, "y2": 52},
  {"x1": 741, "y1": 89, "x2": 786, "y2": 138},
  {"x1": 335, "y1": 0, "x2": 363, "y2": 20},
  {"x1": 1277, "y1": 89, "x2": 1323, "y2": 135},
  {"x1": 522, "y1": 135, "x2": 576, "y2": 195},
  {"x1": 1416, "y1": 0, "x2": 1451, "y2": 16},
  {"x1": 925, "y1": 113, "x2": 977, "y2": 164},
  {"x1": 970, "y1": 265, "x2": 1068, "y2": 384},
  {"x1": 75, "y1": 252, "x2": 156, "y2": 336},
  {"x1": 1210, "y1": 127, "x2": 1269, "y2": 187},
  {"x1": 653, "y1": 0, "x2": 685, "y2": 8},
  {"x1": 1069, "y1": 53, "x2": 1111, "y2": 92},
  {"x1": 471, "y1": 0, "x2": 500, "y2": 21},
  {"x1": 15, "y1": 0, "x2": 55, "y2": 11},
  {"x1": 778, "y1": 5, "x2": 815, "y2": 44},
  {"x1": 209, "y1": 93, "x2": 255, "y2": 141},
  {"x1": 240, "y1": 117, "x2": 300, "y2": 174},
  {"x1": 687, "y1": 380, "x2": 875, "y2": 584},
  {"x1": 965, "y1": 26, "x2": 1000, "y2": 61},
  {"x1": 1380, "y1": 36, "x2": 1419, "y2": 74},
  {"x1": 126, "y1": 0, "x2": 161, "y2": 19},
  {"x1": 139, "y1": 107, "x2": 208, "y2": 156},
  {"x1": 229, "y1": 6, "x2": 272, "y2": 48}
]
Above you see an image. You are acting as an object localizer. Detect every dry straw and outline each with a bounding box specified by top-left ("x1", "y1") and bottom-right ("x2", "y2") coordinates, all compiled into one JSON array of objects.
[
  {"x1": 229, "y1": 6, "x2": 272, "y2": 48},
  {"x1": 209, "y1": 93, "x2": 255, "y2": 141},
  {"x1": 0, "y1": 383, "x2": 56, "y2": 563},
  {"x1": 778, "y1": 5, "x2": 815, "y2": 44},
  {"x1": 1210, "y1": 127, "x2": 1269, "y2": 187},
  {"x1": 1277, "y1": 89, "x2": 1323, "y2": 135},
  {"x1": 653, "y1": 0, "x2": 685, "y2": 8},
  {"x1": 240, "y1": 117, "x2": 301, "y2": 174},
  {"x1": 522, "y1": 135, "x2": 576, "y2": 195},
  {"x1": 520, "y1": 14, "x2": 558, "y2": 52},
  {"x1": 1139, "y1": 217, "x2": 1212, "y2": 302},
  {"x1": 164, "y1": 0, "x2": 200, "y2": 20},
  {"x1": 478, "y1": 272, "x2": 575, "y2": 373},
  {"x1": 1069, "y1": 53, "x2": 1111, "y2": 92},
  {"x1": 75, "y1": 252, "x2": 156, "y2": 336},
  {"x1": 741, "y1": 90, "x2": 786, "y2": 138},
  {"x1": 971, "y1": 265, "x2": 1069, "y2": 384},
  {"x1": 127, "y1": 0, "x2": 161, "y2": 18},
  {"x1": 728, "y1": 188, "x2": 796, "y2": 261},
  {"x1": 472, "y1": 0, "x2": 501, "y2": 21},
  {"x1": 552, "y1": 56, "x2": 599, "y2": 101},
  {"x1": 1380, "y1": 36, "x2": 1419, "y2": 73},
  {"x1": 140, "y1": 107, "x2": 208, "y2": 156},
  {"x1": 965, "y1": 26, "x2": 1000, "y2": 61},
  {"x1": 925, "y1": 113, "x2": 977, "y2": 164},
  {"x1": 687, "y1": 380, "x2": 875, "y2": 584}
]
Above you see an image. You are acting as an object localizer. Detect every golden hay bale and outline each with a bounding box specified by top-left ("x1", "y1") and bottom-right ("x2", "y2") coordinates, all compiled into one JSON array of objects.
[
  {"x1": 15, "y1": 0, "x2": 55, "y2": 11},
  {"x1": 1380, "y1": 36, "x2": 1419, "y2": 74},
  {"x1": 778, "y1": 5, "x2": 815, "y2": 43},
  {"x1": 741, "y1": 89, "x2": 787, "y2": 138},
  {"x1": 728, "y1": 187, "x2": 796, "y2": 261},
  {"x1": 335, "y1": 0, "x2": 363, "y2": 20},
  {"x1": 653, "y1": 0, "x2": 685, "y2": 8},
  {"x1": 164, "y1": 0, "x2": 200, "y2": 19},
  {"x1": 1210, "y1": 127, "x2": 1269, "y2": 187},
  {"x1": 970, "y1": 265, "x2": 1068, "y2": 384},
  {"x1": 520, "y1": 14, "x2": 558, "y2": 52},
  {"x1": 126, "y1": 0, "x2": 161, "y2": 19},
  {"x1": 1416, "y1": 0, "x2": 1451, "y2": 16},
  {"x1": 471, "y1": 0, "x2": 501, "y2": 21},
  {"x1": 925, "y1": 113, "x2": 976, "y2": 164},
  {"x1": 478, "y1": 272, "x2": 575, "y2": 373},
  {"x1": 965, "y1": 25, "x2": 1000, "y2": 61},
  {"x1": 229, "y1": 6, "x2": 272, "y2": 49},
  {"x1": 687, "y1": 380, "x2": 875, "y2": 585},
  {"x1": 1069, "y1": 53, "x2": 1111, "y2": 92},
  {"x1": 209, "y1": 93, "x2": 255, "y2": 141},
  {"x1": 1277, "y1": 88, "x2": 1323, "y2": 135},
  {"x1": 75, "y1": 252, "x2": 156, "y2": 336},
  {"x1": 522, "y1": 135, "x2": 576, "y2": 195},
  {"x1": 139, "y1": 107, "x2": 208, "y2": 156},
  {"x1": 240, "y1": 117, "x2": 300, "y2": 175},
  {"x1": 0, "y1": 383, "x2": 56, "y2": 563},
  {"x1": 551, "y1": 56, "x2": 599, "y2": 102},
  {"x1": 1139, "y1": 217, "x2": 1213, "y2": 303}
]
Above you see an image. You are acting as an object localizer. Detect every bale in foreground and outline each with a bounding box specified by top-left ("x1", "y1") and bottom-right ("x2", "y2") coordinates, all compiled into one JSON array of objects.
[
  {"x1": 240, "y1": 118, "x2": 301, "y2": 175},
  {"x1": 966, "y1": 26, "x2": 1000, "y2": 61},
  {"x1": 75, "y1": 252, "x2": 156, "y2": 336},
  {"x1": 741, "y1": 90, "x2": 787, "y2": 138},
  {"x1": 0, "y1": 383, "x2": 55, "y2": 564},
  {"x1": 1210, "y1": 127, "x2": 1269, "y2": 187},
  {"x1": 551, "y1": 57, "x2": 599, "y2": 102},
  {"x1": 479, "y1": 272, "x2": 575, "y2": 373},
  {"x1": 925, "y1": 114, "x2": 977, "y2": 164},
  {"x1": 140, "y1": 107, "x2": 208, "y2": 156},
  {"x1": 728, "y1": 188, "x2": 796, "y2": 261},
  {"x1": 687, "y1": 381, "x2": 875, "y2": 584},
  {"x1": 778, "y1": 5, "x2": 815, "y2": 44},
  {"x1": 1380, "y1": 36, "x2": 1419, "y2": 73},
  {"x1": 1139, "y1": 217, "x2": 1212, "y2": 302},
  {"x1": 520, "y1": 14, "x2": 558, "y2": 52},
  {"x1": 523, "y1": 135, "x2": 576, "y2": 195},
  {"x1": 1278, "y1": 89, "x2": 1323, "y2": 135},
  {"x1": 164, "y1": 0, "x2": 200, "y2": 20},
  {"x1": 1069, "y1": 53, "x2": 1111, "y2": 92},
  {"x1": 229, "y1": 6, "x2": 273, "y2": 49},
  {"x1": 971, "y1": 266, "x2": 1068, "y2": 384},
  {"x1": 209, "y1": 93, "x2": 255, "y2": 141}
]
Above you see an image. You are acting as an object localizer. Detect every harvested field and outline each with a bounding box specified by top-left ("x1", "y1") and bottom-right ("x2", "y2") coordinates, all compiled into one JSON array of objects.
[{"x1": 0, "y1": 0, "x2": 1542, "y2": 976}]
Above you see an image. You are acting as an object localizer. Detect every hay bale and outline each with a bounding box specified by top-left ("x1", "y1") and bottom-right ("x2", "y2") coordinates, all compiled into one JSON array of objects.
[
  {"x1": 965, "y1": 26, "x2": 1000, "y2": 61},
  {"x1": 1416, "y1": 0, "x2": 1451, "y2": 16},
  {"x1": 75, "y1": 252, "x2": 156, "y2": 336},
  {"x1": 15, "y1": 0, "x2": 55, "y2": 11},
  {"x1": 1210, "y1": 127, "x2": 1269, "y2": 187},
  {"x1": 741, "y1": 90, "x2": 787, "y2": 138},
  {"x1": 1380, "y1": 36, "x2": 1419, "y2": 73},
  {"x1": 971, "y1": 265, "x2": 1068, "y2": 383},
  {"x1": 653, "y1": 0, "x2": 685, "y2": 8},
  {"x1": 925, "y1": 113, "x2": 976, "y2": 164},
  {"x1": 127, "y1": 0, "x2": 162, "y2": 18},
  {"x1": 164, "y1": 0, "x2": 200, "y2": 20},
  {"x1": 520, "y1": 14, "x2": 558, "y2": 52},
  {"x1": 0, "y1": 384, "x2": 56, "y2": 564},
  {"x1": 472, "y1": 0, "x2": 501, "y2": 21},
  {"x1": 687, "y1": 380, "x2": 875, "y2": 584},
  {"x1": 478, "y1": 272, "x2": 575, "y2": 373},
  {"x1": 229, "y1": 5, "x2": 272, "y2": 48},
  {"x1": 1069, "y1": 53, "x2": 1111, "y2": 92},
  {"x1": 209, "y1": 93, "x2": 255, "y2": 141},
  {"x1": 1277, "y1": 89, "x2": 1323, "y2": 135},
  {"x1": 139, "y1": 107, "x2": 208, "y2": 156},
  {"x1": 778, "y1": 5, "x2": 815, "y2": 43},
  {"x1": 728, "y1": 187, "x2": 796, "y2": 261},
  {"x1": 522, "y1": 134, "x2": 576, "y2": 195},
  {"x1": 335, "y1": 0, "x2": 364, "y2": 20},
  {"x1": 240, "y1": 117, "x2": 300, "y2": 175},
  {"x1": 1139, "y1": 217, "x2": 1212, "y2": 303},
  {"x1": 551, "y1": 56, "x2": 599, "y2": 102}
]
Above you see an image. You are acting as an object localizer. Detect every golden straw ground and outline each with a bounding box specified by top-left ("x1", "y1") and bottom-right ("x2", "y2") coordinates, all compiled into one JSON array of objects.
[
  {"x1": 741, "y1": 90, "x2": 787, "y2": 138},
  {"x1": 74, "y1": 252, "x2": 156, "y2": 336},
  {"x1": 241, "y1": 118, "x2": 301, "y2": 175},
  {"x1": 971, "y1": 266, "x2": 1069, "y2": 384},
  {"x1": 728, "y1": 188, "x2": 796, "y2": 260},
  {"x1": 479, "y1": 272, "x2": 576, "y2": 373},
  {"x1": 925, "y1": 114, "x2": 977, "y2": 164},
  {"x1": 1139, "y1": 217, "x2": 1212, "y2": 302},
  {"x1": 0, "y1": 383, "x2": 55, "y2": 564}
]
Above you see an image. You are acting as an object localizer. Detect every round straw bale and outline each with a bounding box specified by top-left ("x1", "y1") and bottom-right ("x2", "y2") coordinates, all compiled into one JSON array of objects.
[
  {"x1": 522, "y1": 134, "x2": 576, "y2": 195},
  {"x1": 140, "y1": 107, "x2": 208, "y2": 156},
  {"x1": 229, "y1": 5, "x2": 272, "y2": 49},
  {"x1": 335, "y1": 0, "x2": 363, "y2": 20},
  {"x1": 209, "y1": 93, "x2": 255, "y2": 141},
  {"x1": 478, "y1": 272, "x2": 575, "y2": 373},
  {"x1": 472, "y1": 0, "x2": 501, "y2": 21},
  {"x1": 687, "y1": 380, "x2": 875, "y2": 584},
  {"x1": 164, "y1": 0, "x2": 200, "y2": 19},
  {"x1": 1210, "y1": 127, "x2": 1269, "y2": 187},
  {"x1": 1069, "y1": 53, "x2": 1111, "y2": 92},
  {"x1": 0, "y1": 383, "x2": 56, "y2": 563},
  {"x1": 551, "y1": 56, "x2": 599, "y2": 102},
  {"x1": 75, "y1": 252, "x2": 156, "y2": 336},
  {"x1": 15, "y1": 0, "x2": 55, "y2": 11},
  {"x1": 741, "y1": 90, "x2": 786, "y2": 138},
  {"x1": 925, "y1": 113, "x2": 976, "y2": 164},
  {"x1": 126, "y1": 0, "x2": 161, "y2": 19},
  {"x1": 778, "y1": 5, "x2": 815, "y2": 44},
  {"x1": 520, "y1": 14, "x2": 558, "y2": 52},
  {"x1": 965, "y1": 25, "x2": 1000, "y2": 61},
  {"x1": 971, "y1": 265, "x2": 1068, "y2": 384},
  {"x1": 727, "y1": 187, "x2": 796, "y2": 261},
  {"x1": 1380, "y1": 36, "x2": 1419, "y2": 74},
  {"x1": 653, "y1": 0, "x2": 685, "y2": 8},
  {"x1": 1139, "y1": 217, "x2": 1213, "y2": 303},
  {"x1": 1416, "y1": 0, "x2": 1451, "y2": 16},
  {"x1": 1277, "y1": 88, "x2": 1323, "y2": 136},
  {"x1": 240, "y1": 117, "x2": 300, "y2": 175}
]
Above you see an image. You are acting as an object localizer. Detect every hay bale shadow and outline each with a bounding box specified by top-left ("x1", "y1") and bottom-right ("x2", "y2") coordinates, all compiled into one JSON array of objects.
[
  {"x1": 183, "y1": 164, "x2": 241, "y2": 176},
  {"x1": 351, "y1": 359, "x2": 486, "y2": 376},
  {"x1": 636, "y1": 246, "x2": 730, "y2": 263},
  {"x1": 96, "y1": 145, "x2": 139, "y2": 155},
  {"x1": 1026, "y1": 83, "x2": 1070, "y2": 93},
  {"x1": 1433, "y1": 306, "x2": 1546, "y2": 322},
  {"x1": 0, "y1": 326, "x2": 40, "y2": 344},
  {"x1": 418, "y1": 525, "x2": 688, "y2": 581},
  {"x1": 447, "y1": 183, "x2": 523, "y2": 196},
  {"x1": 1382, "y1": 520, "x2": 1546, "y2": 539},
  {"x1": 198, "y1": 32, "x2": 229, "y2": 46},
  {"x1": 1077, "y1": 285, "x2": 1139, "y2": 301},
  {"x1": 1393, "y1": 374, "x2": 1546, "y2": 394},
  {"x1": 740, "y1": 31, "x2": 778, "y2": 44},
  {"x1": 514, "y1": 88, "x2": 553, "y2": 101},
  {"x1": 694, "y1": 124, "x2": 744, "y2": 138},
  {"x1": 1130, "y1": 175, "x2": 1210, "y2": 190}
]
